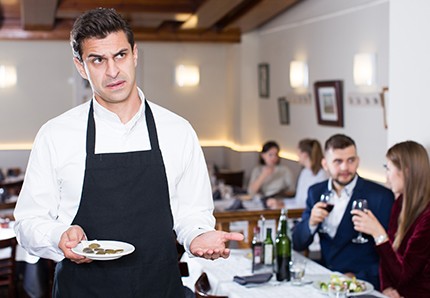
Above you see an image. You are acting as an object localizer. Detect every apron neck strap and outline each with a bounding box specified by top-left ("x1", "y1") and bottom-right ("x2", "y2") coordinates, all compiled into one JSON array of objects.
[
  {"x1": 86, "y1": 101, "x2": 96, "y2": 155},
  {"x1": 144, "y1": 100, "x2": 160, "y2": 151}
]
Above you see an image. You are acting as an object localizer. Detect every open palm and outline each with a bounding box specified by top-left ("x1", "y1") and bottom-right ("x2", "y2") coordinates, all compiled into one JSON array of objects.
[{"x1": 190, "y1": 231, "x2": 244, "y2": 260}]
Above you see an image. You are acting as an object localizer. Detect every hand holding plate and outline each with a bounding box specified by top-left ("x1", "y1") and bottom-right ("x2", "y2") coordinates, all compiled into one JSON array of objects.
[{"x1": 59, "y1": 225, "x2": 92, "y2": 264}]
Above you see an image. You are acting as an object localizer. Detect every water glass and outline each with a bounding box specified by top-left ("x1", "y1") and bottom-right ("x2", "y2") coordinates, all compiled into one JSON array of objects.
[
  {"x1": 289, "y1": 259, "x2": 306, "y2": 286},
  {"x1": 328, "y1": 283, "x2": 348, "y2": 298}
]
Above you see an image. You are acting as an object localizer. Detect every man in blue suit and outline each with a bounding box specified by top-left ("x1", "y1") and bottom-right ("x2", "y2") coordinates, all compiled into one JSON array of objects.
[{"x1": 292, "y1": 134, "x2": 394, "y2": 289}]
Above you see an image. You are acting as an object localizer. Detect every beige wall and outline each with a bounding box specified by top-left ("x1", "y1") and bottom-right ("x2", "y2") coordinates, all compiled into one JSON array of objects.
[
  {"x1": 0, "y1": 42, "x2": 75, "y2": 142},
  {"x1": 1, "y1": 0, "x2": 413, "y2": 185},
  {"x1": 388, "y1": 0, "x2": 430, "y2": 148},
  {"x1": 250, "y1": 0, "x2": 389, "y2": 181}
]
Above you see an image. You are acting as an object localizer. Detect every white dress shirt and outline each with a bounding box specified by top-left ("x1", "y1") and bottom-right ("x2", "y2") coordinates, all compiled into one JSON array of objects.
[
  {"x1": 324, "y1": 175, "x2": 357, "y2": 238},
  {"x1": 14, "y1": 88, "x2": 215, "y2": 262}
]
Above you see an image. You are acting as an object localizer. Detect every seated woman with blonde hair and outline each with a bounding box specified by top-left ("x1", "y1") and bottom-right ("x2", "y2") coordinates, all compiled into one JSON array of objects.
[
  {"x1": 267, "y1": 138, "x2": 327, "y2": 209},
  {"x1": 352, "y1": 141, "x2": 430, "y2": 298}
]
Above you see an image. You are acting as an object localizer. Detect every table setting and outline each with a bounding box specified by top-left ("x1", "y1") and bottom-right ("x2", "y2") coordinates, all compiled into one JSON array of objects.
[{"x1": 181, "y1": 249, "x2": 387, "y2": 298}]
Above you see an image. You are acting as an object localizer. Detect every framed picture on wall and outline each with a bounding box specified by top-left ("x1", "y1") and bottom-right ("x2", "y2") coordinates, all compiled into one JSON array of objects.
[
  {"x1": 278, "y1": 97, "x2": 290, "y2": 125},
  {"x1": 258, "y1": 63, "x2": 270, "y2": 98},
  {"x1": 314, "y1": 80, "x2": 344, "y2": 127}
]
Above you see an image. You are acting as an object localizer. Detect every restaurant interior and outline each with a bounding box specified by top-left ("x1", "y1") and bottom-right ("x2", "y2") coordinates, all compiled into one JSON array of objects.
[{"x1": 0, "y1": 0, "x2": 429, "y2": 297}]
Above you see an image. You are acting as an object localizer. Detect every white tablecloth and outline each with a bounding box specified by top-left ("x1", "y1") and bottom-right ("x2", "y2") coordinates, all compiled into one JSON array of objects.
[
  {"x1": 0, "y1": 225, "x2": 40, "y2": 264},
  {"x1": 181, "y1": 249, "x2": 387, "y2": 298}
]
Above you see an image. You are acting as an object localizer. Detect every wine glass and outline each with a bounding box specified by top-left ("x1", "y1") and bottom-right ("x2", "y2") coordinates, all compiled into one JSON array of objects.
[
  {"x1": 319, "y1": 191, "x2": 334, "y2": 234},
  {"x1": 351, "y1": 199, "x2": 369, "y2": 244}
]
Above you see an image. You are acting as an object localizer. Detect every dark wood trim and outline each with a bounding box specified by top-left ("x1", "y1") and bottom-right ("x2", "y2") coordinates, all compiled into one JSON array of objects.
[
  {"x1": 214, "y1": 208, "x2": 304, "y2": 248},
  {"x1": 0, "y1": 25, "x2": 241, "y2": 43},
  {"x1": 0, "y1": 0, "x2": 299, "y2": 42}
]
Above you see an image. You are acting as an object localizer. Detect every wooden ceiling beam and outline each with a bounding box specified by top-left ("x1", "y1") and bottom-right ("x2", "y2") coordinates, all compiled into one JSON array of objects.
[
  {"x1": 227, "y1": 0, "x2": 300, "y2": 33},
  {"x1": 56, "y1": 0, "x2": 199, "y2": 15},
  {"x1": 181, "y1": 0, "x2": 245, "y2": 29},
  {"x1": 20, "y1": 0, "x2": 59, "y2": 30},
  {"x1": 0, "y1": 23, "x2": 241, "y2": 43},
  {"x1": 0, "y1": 0, "x2": 297, "y2": 42}
]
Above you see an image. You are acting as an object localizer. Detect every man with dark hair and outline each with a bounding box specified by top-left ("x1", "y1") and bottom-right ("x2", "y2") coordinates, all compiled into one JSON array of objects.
[
  {"x1": 293, "y1": 134, "x2": 394, "y2": 289},
  {"x1": 14, "y1": 8, "x2": 242, "y2": 297}
]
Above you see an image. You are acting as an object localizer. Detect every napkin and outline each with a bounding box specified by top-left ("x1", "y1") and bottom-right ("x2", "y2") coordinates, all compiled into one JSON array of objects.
[
  {"x1": 233, "y1": 273, "x2": 273, "y2": 285},
  {"x1": 226, "y1": 199, "x2": 245, "y2": 210}
]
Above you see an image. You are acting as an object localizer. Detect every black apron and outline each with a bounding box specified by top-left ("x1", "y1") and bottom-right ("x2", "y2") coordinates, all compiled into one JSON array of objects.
[{"x1": 53, "y1": 100, "x2": 184, "y2": 298}]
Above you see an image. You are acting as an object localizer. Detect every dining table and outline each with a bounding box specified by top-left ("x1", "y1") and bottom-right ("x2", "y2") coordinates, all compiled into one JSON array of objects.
[
  {"x1": 0, "y1": 221, "x2": 38, "y2": 262},
  {"x1": 0, "y1": 220, "x2": 52, "y2": 297},
  {"x1": 0, "y1": 175, "x2": 54, "y2": 296},
  {"x1": 181, "y1": 248, "x2": 387, "y2": 298}
]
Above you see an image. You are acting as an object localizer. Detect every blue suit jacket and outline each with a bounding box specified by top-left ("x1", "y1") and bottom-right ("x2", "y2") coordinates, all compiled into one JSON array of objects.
[{"x1": 292, "y1": 176, "x2": 394, "y2": 289}]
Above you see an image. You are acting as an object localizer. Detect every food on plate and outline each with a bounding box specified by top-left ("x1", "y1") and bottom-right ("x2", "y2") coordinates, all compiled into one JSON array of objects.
[{"x1": 319, "y1": 274, "x2": 366, "y2": 293}]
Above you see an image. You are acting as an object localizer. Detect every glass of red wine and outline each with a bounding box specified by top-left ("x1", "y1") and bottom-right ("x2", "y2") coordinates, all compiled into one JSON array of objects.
[
  {"x1": 351, "y1": 199, "x2": 369, "y2": 244},
  {"x1": 319, "y1": 192, "x2": 334, "y2": 234}
]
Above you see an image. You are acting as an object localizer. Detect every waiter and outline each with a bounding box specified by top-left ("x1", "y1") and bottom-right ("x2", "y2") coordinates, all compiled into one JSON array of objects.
[{"x1": 14, "y1": 8, "x2": 243, "y2": 297}]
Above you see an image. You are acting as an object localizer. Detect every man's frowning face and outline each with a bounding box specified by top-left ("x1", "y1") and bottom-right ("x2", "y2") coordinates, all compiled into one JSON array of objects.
[{"x1": 74, "y1": 31, "x2": 138, "y2": 108}]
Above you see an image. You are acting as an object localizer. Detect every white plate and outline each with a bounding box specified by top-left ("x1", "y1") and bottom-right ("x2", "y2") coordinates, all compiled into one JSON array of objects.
[
  {"x1": 312, "y1": 277, "x2": 374, "y2": 296},
  {"x1": 72, "y1": 240, "x2": 135, "y2": 261}
]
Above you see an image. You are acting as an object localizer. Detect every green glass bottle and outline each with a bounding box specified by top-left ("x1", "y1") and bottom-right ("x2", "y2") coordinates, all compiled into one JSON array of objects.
[{"x1": 275, "y1": 208, "x2": 291, "y2": 281}]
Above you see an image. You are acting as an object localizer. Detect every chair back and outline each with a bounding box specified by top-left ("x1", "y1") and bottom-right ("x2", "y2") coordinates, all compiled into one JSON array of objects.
[
  {"x1": 194, "y1": 272, "x2": 228, "y2": 298},
  {"x1": 0, "y1": 237, "x2": 17, "y2": 298},
  {"x1": 215, "y1": 171, "x2": 244, "y2": 188}
]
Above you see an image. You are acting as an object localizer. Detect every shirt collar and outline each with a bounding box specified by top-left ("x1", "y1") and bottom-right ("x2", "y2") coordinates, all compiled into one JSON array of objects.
[
  {"x1": 327, "y1": 174, "x2": 358, "y2": 197},
  {"x1": 92, "y1": 87, "x2": 146, "y2": 130}
]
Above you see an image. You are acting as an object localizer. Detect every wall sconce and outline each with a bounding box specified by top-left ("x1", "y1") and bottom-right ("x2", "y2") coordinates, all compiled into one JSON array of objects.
[
  {"x1": 175, "y1": 64, "x2": 200, "y2": 87},
  {"x1": 0, "y1": 65, "x2": 17, "y2": 88},
  {"x1": 353, "y1": 53, "x2": 376, "y2": 86},
  {"x1": 289, "y1": 60, "x2": 308, "y2": 88}
]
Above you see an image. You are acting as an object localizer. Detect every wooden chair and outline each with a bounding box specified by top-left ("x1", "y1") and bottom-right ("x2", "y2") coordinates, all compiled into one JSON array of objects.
[
  {"x1": 215, "y1": 171, "x2": 244, "y2": 189},
  {"x1": 176, "y1": 241, "x2": 189, "y2": 277},
  {"x1": 0, "y1": 237, "x2": 17, "y2": 298},
  {"x1": 194, "y1": 272, "x2": 228, "y2": 298}
]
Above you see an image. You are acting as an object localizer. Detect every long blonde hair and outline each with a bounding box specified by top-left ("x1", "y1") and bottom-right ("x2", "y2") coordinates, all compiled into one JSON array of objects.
[{"x1": 386, "y1": 141, "x2": 430, "y2": 250}]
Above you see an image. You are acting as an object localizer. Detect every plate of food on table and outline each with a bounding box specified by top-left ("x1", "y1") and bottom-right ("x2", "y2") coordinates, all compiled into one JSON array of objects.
[{"x1": 313, "y1": 274, "x2": 374, "y2": 296}]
